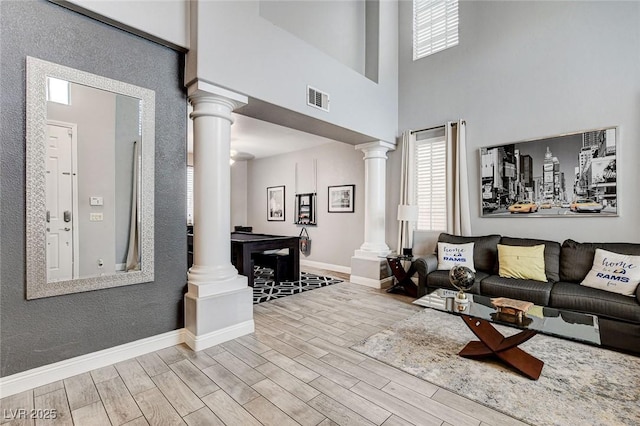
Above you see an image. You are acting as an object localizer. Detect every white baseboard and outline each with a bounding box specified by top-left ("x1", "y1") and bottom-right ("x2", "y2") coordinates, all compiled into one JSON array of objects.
[
  {"x1": 0, "y1": 320, "x2": 254, "y2": 398},
  {"x1": 350, "y1": 275, "x2": 393, "y2": 289},
  {"x1": 0, "y1": 330, "x2": 183, "y2": 398},
  {"x1": 300, "y1": 259, "x2": 351, "y2": 275},
  {"x1": 184, "y1": 320, "x2": 254, "y2": 352}
]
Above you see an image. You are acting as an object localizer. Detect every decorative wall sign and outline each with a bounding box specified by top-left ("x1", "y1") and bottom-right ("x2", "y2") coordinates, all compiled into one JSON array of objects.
[
  {"x1": 267, "y1": 186, "x2": 285, "y2": 221},
  {"x1": 295, "y1": 193, "x2": 316, "y2": 225},
  {"x1": 328, "y1": 184, "x2": 355, "y2": 213},
  {"x1": 480, "y1": 127, "x2": 618, "y2": 217}
]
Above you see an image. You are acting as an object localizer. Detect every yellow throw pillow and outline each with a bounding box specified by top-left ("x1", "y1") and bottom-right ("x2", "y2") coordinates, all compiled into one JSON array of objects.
[{"x1": 498, "y1": 244, "x2": 547, "y2": 282}]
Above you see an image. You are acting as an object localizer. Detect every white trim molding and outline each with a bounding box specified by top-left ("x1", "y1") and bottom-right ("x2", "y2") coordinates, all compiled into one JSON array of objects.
[
  {"x1": 183, "y1": 320, "x2": 254, "y2": 352},
  {"x1": 350, "y1": 275, "x2": 393, "y2": 289},
  {"x1": 0, "y1": 330, "x2": 181, "y2": 398},
  {"x1": 300, "y1": 259, "x2": 351, "y2": 275},
  {"x1": 0, "y1": 320, "x2": 252, "y2": 398}
]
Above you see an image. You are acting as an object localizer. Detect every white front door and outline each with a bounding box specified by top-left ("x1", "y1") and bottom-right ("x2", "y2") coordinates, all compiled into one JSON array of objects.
[{"x1": 46, "y1": 122, "x2": 75, "y2": 281}]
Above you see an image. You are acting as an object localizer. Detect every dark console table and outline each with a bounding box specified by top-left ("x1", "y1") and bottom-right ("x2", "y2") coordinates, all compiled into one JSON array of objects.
[
  {"x1": 187, "y1": 231, "x2": 300, "y2": 287},
  {"x1": 230, "y1": 232, "x2": 299, "y2": 287}
]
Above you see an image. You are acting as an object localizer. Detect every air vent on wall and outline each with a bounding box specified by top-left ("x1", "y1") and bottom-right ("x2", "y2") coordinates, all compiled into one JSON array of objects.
[{"x1": 307, "y1": 86, "x2": 330, "y2": 112}]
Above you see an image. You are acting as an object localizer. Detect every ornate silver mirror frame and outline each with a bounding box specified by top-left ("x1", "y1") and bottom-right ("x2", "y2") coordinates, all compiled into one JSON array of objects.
[{"x1": 26, "y1": 57, "x2": 155, "y2": 299}]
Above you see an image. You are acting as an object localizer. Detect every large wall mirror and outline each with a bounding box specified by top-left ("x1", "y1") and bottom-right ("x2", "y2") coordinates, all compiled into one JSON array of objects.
[{"x1": 26, "y1": 57, "x2": 155, "y2": 299}]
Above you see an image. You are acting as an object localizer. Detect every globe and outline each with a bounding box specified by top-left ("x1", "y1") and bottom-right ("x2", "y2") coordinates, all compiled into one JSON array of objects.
[{"x1": 449, "y1": 265, "x2": 475, "y2": 299}]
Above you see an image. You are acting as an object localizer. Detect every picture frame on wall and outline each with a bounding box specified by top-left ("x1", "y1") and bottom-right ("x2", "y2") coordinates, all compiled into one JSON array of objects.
[
  {"x1": 480, "y1": 126, "x2": 618, "y2": 218},
  {"x1": 295, "y1": 193, "x2": 317, "y2": 225},
  {"x1": 328, "y1": 184, "x2": 355, "y2": 213},
  {"x1": 267, "y1": 186, "x2": 286, "y2": 221}
]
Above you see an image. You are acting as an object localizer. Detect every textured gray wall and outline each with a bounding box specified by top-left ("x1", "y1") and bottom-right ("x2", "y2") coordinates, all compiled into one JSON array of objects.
[{"x1": 0, "y1": 0, "x2": 187, "y2": 376}]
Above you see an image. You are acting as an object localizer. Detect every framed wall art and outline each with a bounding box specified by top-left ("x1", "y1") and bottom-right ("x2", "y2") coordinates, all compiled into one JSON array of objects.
[
  {"x1": 480, "y1": 126, "x2": 618, "y2": 217},
  {"x1": 267, "y1": 186, "x2": 285, "y2": 221},
  {"x1": 328, "y1": 184, "x2": 355, "y2": 213},
  {"x1": 295, "y1": 193, "x2": 317, "y2": 225}
]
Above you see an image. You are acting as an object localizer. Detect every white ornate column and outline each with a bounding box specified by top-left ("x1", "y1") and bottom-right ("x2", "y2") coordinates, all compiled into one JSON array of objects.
[
  {"x1": 350, "y1": 141, "x2": 395, "y2": 288},
  {"x1": 184, "y1": 80, "x2": 254, "y2": 351}
]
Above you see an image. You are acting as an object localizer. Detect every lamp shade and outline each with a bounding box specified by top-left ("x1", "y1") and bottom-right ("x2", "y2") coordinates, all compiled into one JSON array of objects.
[{"x1": 397, "y1": 204, "x2": 419, "y2": 222}]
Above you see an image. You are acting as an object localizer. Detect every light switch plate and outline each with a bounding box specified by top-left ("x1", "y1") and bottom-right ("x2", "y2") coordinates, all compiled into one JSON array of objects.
[
  {"x1": 90, "y1": 213, "x2": 103, "y2": 221},
  {"x1": 90, "y1": 196, "x2": 103, "y2": 206}
]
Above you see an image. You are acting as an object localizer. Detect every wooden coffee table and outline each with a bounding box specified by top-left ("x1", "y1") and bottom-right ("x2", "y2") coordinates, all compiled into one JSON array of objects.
[
  {"x1": 459, "y1": 316, "x2": 544, "y2": 380},
  {"x1": 413, "y1": 289, "x2": 601, "y2": 381}
]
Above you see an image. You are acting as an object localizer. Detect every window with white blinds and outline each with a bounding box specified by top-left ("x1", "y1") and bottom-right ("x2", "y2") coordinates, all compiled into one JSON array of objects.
[
  {"x1": 413, "y1": 0, "x2": 459, "y2": 60},
  {"x1": 414, "y1": 135, "x2": 447, "y2": 231},
  {"x1": 187, "y1": 166, "x2": 194, "y2": 225},
  {"x1": 46, "y1": 77, "x2": 70, "y2": 105}
]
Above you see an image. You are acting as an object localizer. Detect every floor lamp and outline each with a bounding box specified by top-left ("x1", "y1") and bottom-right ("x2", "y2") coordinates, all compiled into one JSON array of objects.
[{"x1": 397, "y1": 204, "x2": 419, "y2": 256}]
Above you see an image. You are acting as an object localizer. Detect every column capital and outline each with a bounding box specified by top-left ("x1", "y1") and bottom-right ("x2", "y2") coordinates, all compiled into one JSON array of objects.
[
  {"x1": 187, "y1": 79, "x2": 248, "y2": 123},
  {"x1": 355, "y1": 141, "x2": 396, "y2": 159}
]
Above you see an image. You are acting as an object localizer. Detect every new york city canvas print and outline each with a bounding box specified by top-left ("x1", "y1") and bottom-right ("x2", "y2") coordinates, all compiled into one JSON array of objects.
[{"x1": 481, "y1": 127, "x2": 618, "y2": 217}]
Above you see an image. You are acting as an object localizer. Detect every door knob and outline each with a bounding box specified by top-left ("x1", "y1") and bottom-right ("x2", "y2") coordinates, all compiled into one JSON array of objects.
[
  {"x1": 64, "y1": 210, "x2": 72, "y2": 222},
  {"x1": 64, "y1": 227, "x2": 71, "y2": 231}
]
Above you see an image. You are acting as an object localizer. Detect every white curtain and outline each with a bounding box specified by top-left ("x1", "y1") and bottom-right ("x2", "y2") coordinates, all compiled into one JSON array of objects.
[
  {"x1": 397, "y1": 131, "x2": 416, "y2": 252},
  {"x1": 125, "y1": 141, "x2": 140, "y2": 271},
  {"x1": 446, "y1": 120, "x2": 472, "y2": 236}
]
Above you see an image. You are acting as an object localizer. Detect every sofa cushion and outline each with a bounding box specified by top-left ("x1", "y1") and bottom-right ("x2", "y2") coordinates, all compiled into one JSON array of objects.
[
  {"x1": 560, "y1": 239, "x2": 640, "y2": 283},
  {"x1": 437, "y1": 233, "x2": 501, "y2": 273},
  {"x1": 550, "y1": 282, "x2": 640, "y2": 323},
  {"x1": 580, "y1": 249, "x2": 640, "y2": 296},
  {"x1": 437, "y1": 242, "x2": 476, "y2": 271},
  {"x1": 426, "y1": 270, "x2": 487, "y2": 294},
  {"x1": 500, "y1": 237, "x2": 560, "y2": 282},
  {"x1": 599, "y1": 318, "x2": 640, "y2": 354},
  {"x1": 479, "y1": 275, "x2": 554, "y2": 306},
  {"x1": 497, "y1": 244, "x2": 547, "y2": 282}
]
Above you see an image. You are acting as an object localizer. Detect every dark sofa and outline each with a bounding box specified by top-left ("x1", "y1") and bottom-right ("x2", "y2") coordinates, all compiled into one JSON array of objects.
[{"x1": 413, "y1": 233, "x2": 640, "y2": 355}]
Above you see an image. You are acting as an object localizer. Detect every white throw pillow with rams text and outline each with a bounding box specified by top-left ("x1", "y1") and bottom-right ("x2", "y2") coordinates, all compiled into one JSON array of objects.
[
  {"x1": 581, "y1": 249, "x2": 640, "y2": 297},
  {"x1": 437, "y1": 242, "x2": 476, "y2": 272}
]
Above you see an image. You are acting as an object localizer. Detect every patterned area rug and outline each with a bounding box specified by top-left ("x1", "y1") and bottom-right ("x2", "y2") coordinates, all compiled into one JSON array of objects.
[
  {"x1": 351, "y1": 307, "x2": 640, "y2": 426},
  {"x1": 252, "y1": 267, "x2": 343, "y2": 304}
]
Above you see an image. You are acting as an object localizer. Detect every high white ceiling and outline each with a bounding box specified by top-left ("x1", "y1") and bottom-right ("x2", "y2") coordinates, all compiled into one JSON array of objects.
[{"x1": 187, "y1": 111, "x2": 335, "y2": 159}]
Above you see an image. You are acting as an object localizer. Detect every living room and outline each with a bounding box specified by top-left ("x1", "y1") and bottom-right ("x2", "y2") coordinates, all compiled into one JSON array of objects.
[{"x1": 1, "y1": 1, "x2": 638, "y2": 425}]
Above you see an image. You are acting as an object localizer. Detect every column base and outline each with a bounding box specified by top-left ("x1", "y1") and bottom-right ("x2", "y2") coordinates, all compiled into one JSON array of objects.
[
  {"x1": 357, "y1": 240, "x2": 391, "y2": 256},
  {"x1": 184, "y1": 319, "x2": 254, "y2": 352},
  {"x1": 354, "y1": 248, "x2": 391, "y2": 259},
  {"x1": 184, "y1": 276, "x2": 254, "y2": 352},
  {"x1": 350, "y1": 255, "x2": 393, "y2": 289},
  {"x1": 187, "y1": 267, "x2": 247, "y2": 297}
]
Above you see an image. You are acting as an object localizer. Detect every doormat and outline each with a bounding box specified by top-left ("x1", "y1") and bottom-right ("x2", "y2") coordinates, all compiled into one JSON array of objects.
[{"x1": 252, "y1": 266, "x2": 343, "y2": 304}]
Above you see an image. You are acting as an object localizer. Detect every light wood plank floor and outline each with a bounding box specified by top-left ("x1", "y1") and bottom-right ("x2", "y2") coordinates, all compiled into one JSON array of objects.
[{"x1": 1, "y1": 273, "x2": 527, "y2": 426}]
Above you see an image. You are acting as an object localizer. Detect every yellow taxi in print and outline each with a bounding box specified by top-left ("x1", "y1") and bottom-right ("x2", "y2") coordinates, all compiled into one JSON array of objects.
[
  {"x1": 570, "y1": 198, "x2": 603, "y2": 213},
  {"x1": 508, "y1": 201, "x2": 538, "y2": 214}
]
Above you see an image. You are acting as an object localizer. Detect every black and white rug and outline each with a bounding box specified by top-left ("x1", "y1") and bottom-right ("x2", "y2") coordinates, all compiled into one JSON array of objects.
[{"x1": 252, "y1": 266, "x2": 343, "y2": 304}]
